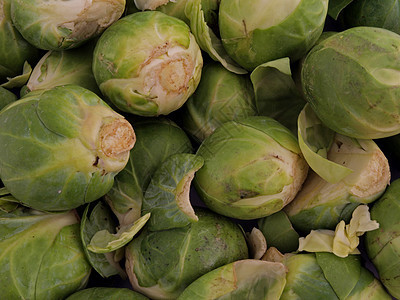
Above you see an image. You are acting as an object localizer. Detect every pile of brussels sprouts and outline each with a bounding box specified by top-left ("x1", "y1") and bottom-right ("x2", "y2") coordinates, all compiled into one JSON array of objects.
[{"x1": 1, "y1": 0, "x2": 400, "y2": 299}]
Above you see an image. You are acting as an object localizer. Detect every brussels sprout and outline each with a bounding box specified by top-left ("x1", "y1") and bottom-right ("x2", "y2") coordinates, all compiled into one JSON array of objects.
[
  {"x1": 125, "y1": 208, "x2": 248, "y2": 299},
  {"x1": 10, "y1": 0, "x2": 126, "y2": 50},
  {"x1": 0, "y1": 86, "x2": 17, "y2": 110},
  {"x1": 134, "y1": 0, "x2": 170, "y2": 10},
  {"x1": 178, "y1": 259, "x2": 287, "y2": 299},
  {"x1": 301, "y1": 27, "x2": 400, "y2": 139},
  {"x1": 0, "y1": 85, "x2": 136, "y2": 211},
  {"x1": 156, "y1": 0, "x2": 190, "y2": 25},
  {"x1": 274, "y1": 252, "x2": 391, "y2": 300},
  {"x1": 105, "y1": 118, "x2": 193, "y2": 228},
  {"x1": 0, "y1": 0, "x2": 39, "y2": 83},
  {"x1": 327, "y1": 0, "x2": 354, "y2": 19},
  {"x1": 92, "y1": 11, "x2": 203, "y2": 116},
  {"x1": 0, "y1": 208, "x2": 91, "y2": 299},
  {"x1": 218, "y1": 0, "x2": 329, "y2": 70},
  {"x1": 341, "y1": 0, "x2": 400, "y2": 34},
  {"x1": 285, "y1": 134, "x2": 390, "y2": 233},
  {"x1": 24, "y1": 41, "x2": 101, "y2": 96},
  {"x1": 182, "y1": 62, "x2": 257, "y2": 143},
  {"x1": 365, "y1": 178, "x2": 400, "y2": 299},
  {"x1": 67, "y1": 287, "x2": 149, "y2": 300},
  {"x1": 142, "y1": 153, "x2": 204, "y2": 231},
  {"x1": 194, "y1": 116, "x2": 308, "y2": 220}
]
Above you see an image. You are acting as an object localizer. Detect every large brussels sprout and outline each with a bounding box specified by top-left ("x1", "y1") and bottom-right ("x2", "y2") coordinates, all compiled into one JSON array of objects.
[
  {"x1": 0, "y1": 208, "x2": 91, "y2": 299},
  {"x1": 341, "y1": 0, "x2": 400, "y2": 34},
  {"x1": 218, "y1": 0, "x2": 329, "y2": 70},
  {"x1": 92, "y1": 11, "x2": 203, "y2": 116},
  {"x1": 194, "y1": 116, "x2": 308, "y2": 220},
  {"x1": 23, "y1": 41, "x2": 100, "y2": 96},
  {"x1": 285, "y1": 133, "x2": 390, "y2": 233},
  {"x1": 106, "y1": 118, "x2": 193, "y2": 227},
  {"x1": 0, "y1": 0, "x2": 39, "y2": 83},
  {"x1": 0, "y1": 85, "x2": 135, "y2": 211},
  {"x1": 301, "y1": 27, "x2": 400, "y2": 139},
  {"x1": 182, "y1": 61, "x2": 257, "y2": 143},
  {"x1": 66, "y1": 287, "x2": 149, "y2": 299},
  {"x1": 125, "y1": 208, "x2": 248, "y2": 299},
  {"x1": 178, "y1": 259, "x2": 287, "y2": 299},
  {"x1": 365, "y1": 178, "x2": 400, "y2": 299},
  {"x1": 10, "y1": 0, "x2": 126, "y2": 50},
  {"x1": 277, "y1": 252, "x2": 391, "y2": 300}
]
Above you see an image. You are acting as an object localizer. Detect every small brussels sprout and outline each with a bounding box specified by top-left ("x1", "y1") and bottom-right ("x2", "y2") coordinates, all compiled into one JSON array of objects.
[
  {"x1": 0, "y1": 0, "x2": 39, "y2": 83},
  {"x1": 24, "y1": 42, "x2": 101, "y2": 96},
  {"x1": 125, "y1": 208, "x2": 248, "y2": 299},
  {"x1": 365, "y1": 178, "x2": 400, "y2": 299},
  {"x1": 105, "y1": 118, "x2": 193, "y2": 227},
  {"x1": 182, "y1": 62, "x2": 257, "y2": 143},
  {"x1": 194, "y1": 116, "x2": 309, "y2": 220},
  {"x1": 301, "y1": 27, "x2": 400, "y2": 139},
  {"x1": 285, "y1": 133, "x2": 390, "y2": 233},
  {"x1": 218, "y1": 0, "x2": 329, "y2": 70},
  {"x1": 0, "y1": 208, "x2": 91, "y2": 299},
  {"x1": 66, "y1": 287, "x2": 149, "y2": 300},
  {"x1": 178, "y1": 259, "x2": 287, "y2": 300},
  {"x1": 92, "y1": 11, "x2": 203, "y2": 116},
  {"x1": 341, "y1": 0, "x2": 400, "y2": 34},
  {"x1": 10, "y1": 0, "x2": 126, "y2": 50},
  {"x1": 0, "y1": 85, "x2": 136, "y2": 211}
]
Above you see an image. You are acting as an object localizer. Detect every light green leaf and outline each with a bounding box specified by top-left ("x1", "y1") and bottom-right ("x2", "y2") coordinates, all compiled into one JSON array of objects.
[
  {"x1": 298, "y1": 104, "x2": 353, "y2": 183},
  {"x1": 1, "y1": 62, "x2": 32, "y2": 89},
  {"x1": 88, "y1": 212, "x2": 150, "y2": 253}
]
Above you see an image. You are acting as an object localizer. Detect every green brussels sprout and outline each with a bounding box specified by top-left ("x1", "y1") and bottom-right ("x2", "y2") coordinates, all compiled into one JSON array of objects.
[
  {"x1": 218, "y1": 0, "x2": 329, "y2": 70},
  {"x1": 278, "y1": 252, "x2": 391, "y2": 300},
  {"x1": 67, "y1": 287, "x2": 149, "y2": 300},
  {"x1": 177, "y1": 259, "x2": 287, "y2": 299},
  {"x1": 0, "y1": 0, "x2": 39, "y2": 83},
  {"x1": 301, "y1": 27, "x2": 400, "y2": 139},
  {"x1": 92, "y1": 11, "x2": 203, "y2": 116},
  {"x1": 365, "y1": 178, "x2": 400, "y2": 299},
  {"x1": 125, "y1": 208, "x2": 249, "y2": 299},
  {"x1": 10, "y1": 0, "x2": 126, "y2": 50},
  {"x1": 341, "y1": 0, "x2": 400, "y2": 34},
  {"x1": 24, "y1": 41, "x2": 101, "y2": 96},
  {"x1": 285, "y1": 133, "x2": 390, "y2": 233},
  {"x1": 156, "y1": 0, "x2": 190, "y2": 25},
  {"x1": 0, "y1": 208, "x2": 91, "y2": 299},
  {"x1": 182, "y1": 62, "x2": 257, "y2": 143},
  {"x1": 0, "y1": 86, "x2": 17, "y2": 110},
  {"x1": 194, "y1": 116, "x2": 309, "y2": 220},
  {"x1": 105, "y1": 118, "x2": 193, "y2": 228},
  {"x1": 0, "y1": 85, "x2": 136, "y2": 211}
]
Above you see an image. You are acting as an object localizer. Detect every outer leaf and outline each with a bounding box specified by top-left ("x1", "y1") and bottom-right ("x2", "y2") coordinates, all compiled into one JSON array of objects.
[
  {"x1": 88, "y1": 212, "x2": 150, "y2": 253},
  {"x1": 185, "y1": 0, "x2": 247, "y2": 74},
  {"x1": 1, "y1": 61, "x2": 32, "y2": 89},
  {"x1": 0, "y1": 86, "x2": 17, "y2": 110},
  {"x1": 250, "y1": 57, "x2": 306, "y2": 134},
  {"x1": 298, "y1": 104, "x2": 353, "y2": 183},
  {"x1": 142, "y1": 153, "x2": 204, "y2": 231},
  {"x1": 328, "y1": 0, "x2": 354, "y2": 19},
  {"x1": 80, "y1": 202, "x2": 125, "y2": 278}
]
